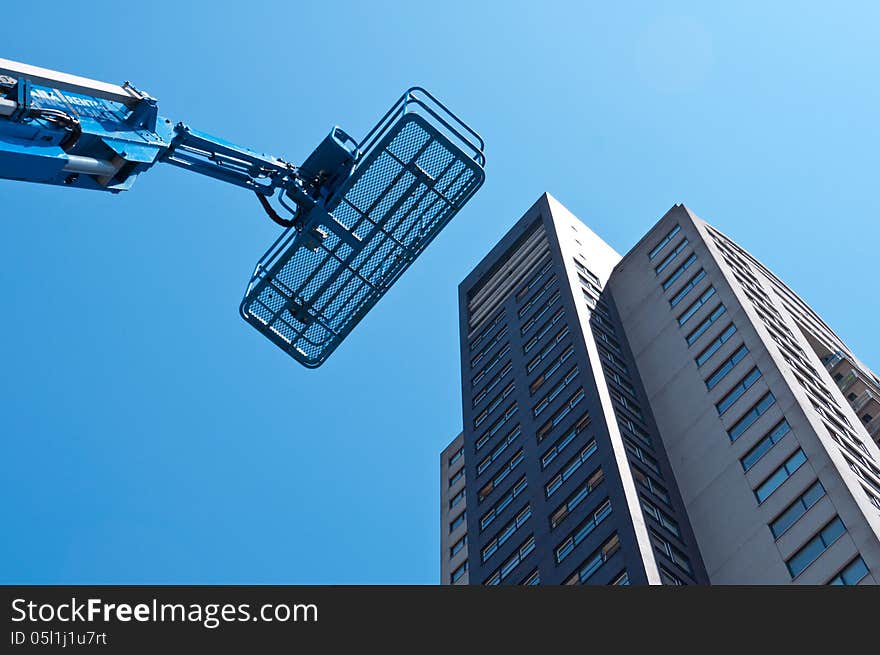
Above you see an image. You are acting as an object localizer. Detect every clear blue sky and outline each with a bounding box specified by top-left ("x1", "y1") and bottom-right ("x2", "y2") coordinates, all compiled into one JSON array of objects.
[{"x1": 2, "y1": 1, "x2": 877, "y2": 583}]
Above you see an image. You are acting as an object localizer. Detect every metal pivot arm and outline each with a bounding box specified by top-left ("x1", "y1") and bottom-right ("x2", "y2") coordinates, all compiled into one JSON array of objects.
[{"x1": 0, "y1": 59, "x2": 486, "y2": 368}]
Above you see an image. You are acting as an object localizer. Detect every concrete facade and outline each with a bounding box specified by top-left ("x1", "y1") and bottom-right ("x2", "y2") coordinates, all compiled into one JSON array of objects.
[
  {"x1": 442, "y1": 195, "x2": 880, "y2": 585},
  {"x1": 608, "y1": 204, "x2": 880, "y2": 584},
  {"x1": 441, "y1": 194, "x2": 707, "y2": 585}
]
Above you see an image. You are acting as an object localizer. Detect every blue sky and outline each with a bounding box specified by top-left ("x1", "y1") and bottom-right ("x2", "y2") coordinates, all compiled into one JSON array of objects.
[{"x1": 2, "y1": 1, "x2": 877, "y2": 583}]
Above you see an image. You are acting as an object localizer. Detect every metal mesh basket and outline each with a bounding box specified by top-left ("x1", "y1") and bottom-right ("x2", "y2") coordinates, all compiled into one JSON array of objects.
[{"x1": 240, "y1": 91, "x2": 485, "y2": 367}]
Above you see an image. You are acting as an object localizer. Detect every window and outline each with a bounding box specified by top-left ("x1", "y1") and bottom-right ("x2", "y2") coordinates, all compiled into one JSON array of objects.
[
  {"x1": 677, "y1": 286, "x2": 717, "y2": 326},
  {"x1": 740, "y1": 419, "x2": 791, "y2": 471},
  {"x1": 518, "y1": 275, "x2": 558, "y2": 318},
  {"x1": 624, "y1": 438, "x2": 660, "y2": 474},
  {"x1": 770, "y1": 480, "x2": 826, "y2": 538},
  {"x1": 786, "y1": 517, "x2": 846, "y2": 578},
  {"x1": 526, "y1": 328, "x2": 570, "y2": 373},
  {"x1": 705, "y1": 344, "x2": 749, "y2": 390},
  {"x1": 480, "y1": 476, "x2": 527, "y2": 531},
  {"x1": 648, "y1": 224, "x2": 681, "y2": 260},
  {"x1": 523, "y1": 308, "x2": 566, "y2": 354},
  {"x1": 521, "y1": 291, "x2": 562, "y2": 334},
  {"x1": 728, "y1": 392, "x2": 776, "y2": 441},
  {"x1": 611, "y1": 570, "x2": 630, "y2": 585},
  {"x1": 631, "y1": 466, "x2": 671, "y2": 506},
  {"x1": 716, "y1": 367, "x2": 762, "y2": 415},
  {"x1": 755, "y1": 448, "x2": 807, "y2": 503},
  {"x1": 520, "y1": 569, "x2": 541, "y2": 586},
  {"x1": 563, "y1": 534, "x2": 621, "y2": 584},
  {"x1": 472, "y1": 343, "x2": 511, "y2": 388},
  {"x1": 827, "y1": 556, "x2": 869, "y2": 585},
  {"x1": 686, "y1": 304, "x2": 727, "y2": 346},
  {"x1": 662, "y1": 253, "x2": 698, "y2": 290},
  {"x1": 641, "y1": 498, "x2": 680, "y2": 537},
  {"x1": 484, "y1": 535, "x2": 536, "y2": 585},
  {"x1": 449, "y1": 467, "x2": 465, "y2": 487},
  {"x1": 550, "y1": 468, "x2": 605, "y2": 529},
  {"x1": 530, "y1": 345, "x2": 575, "y2": 395},
  {"x1": 473, "y1": 361, "x2": 513, "y2": 407},
  {"x1": 475, "y1": 403, "x2": 518, "y2": 451},
  {"x1": 654, "y1": 238, "x2": 689, "y2": 275},
  {"x1": 449, "y1": 488, "x2": 466, "y2": 509},
  {"x1": 536, "y1": 388, "x2": 586, "y2": 442},
  {"x1": 474, "y1": 382, "x2": 516, "y2": 428},
  {"x1": 669, "y1": 269, "x2": 707, "y2": 307},
  {"x1": 469, "y1": 310, "x2": 506, "y2": 353},
  {"x1": 540, "y1": 413, "x2": 591, "y2": 469},
  {"x1": 515, "y1": 258, "x2": 553, "y2": 302},
  {"x1": 471, "y1": 325, "x2": 509, "y2": 368},
  {"x1": 451, "y1": 561, "x2": 468, "y2": 583},
  {"x1": 659, "y1": 566, "x2": 684, "y2": 586},
  {"x1": 545, "y1": 440, "x2": 599, "y2": 497},
  {"x1": 448, "y1": 448, "x2": 463, "y2": 467},
  {"x1": 478, "y1": 449, "x2": 524, "y2": 502},
  {"x1": 651, "y1": 529, "x2": 692, "y2": 575},
  {"x1": 533, "y1": 366, "x2": 579, "y2": 417},
  {"x1": 555, "y1": 499, "x2": 613, "y2": 563},
  {"x1": 450, "y1": 535, "x2": 467, "y2": 558},
  {"x1": 477, "y1": 425, "x2": 521, "y2": 476},
  {"x1": 695, "y1": 323, "x2": 737, "y2": 367},
  {"x1": 482, "y1": 504, "x2": 532, "y2": 563},
  {"x1": 450, "y1": 511, "x2": 466, "y2": 533}
]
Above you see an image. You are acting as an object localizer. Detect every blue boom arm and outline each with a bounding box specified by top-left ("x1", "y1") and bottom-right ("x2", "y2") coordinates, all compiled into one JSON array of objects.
[{"x1": 0, "y1": 59, "x2": 485, "y2": 367}]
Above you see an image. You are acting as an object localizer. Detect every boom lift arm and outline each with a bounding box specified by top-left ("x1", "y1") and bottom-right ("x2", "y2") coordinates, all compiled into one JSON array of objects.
[{"x1": 0, "y1": 59, "x2": 485, "y2": 367}]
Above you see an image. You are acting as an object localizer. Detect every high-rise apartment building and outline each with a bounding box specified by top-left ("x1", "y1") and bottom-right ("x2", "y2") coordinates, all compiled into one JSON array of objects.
[{"x1": 440, "y1": 193, "x2": 880, "y2": 585}]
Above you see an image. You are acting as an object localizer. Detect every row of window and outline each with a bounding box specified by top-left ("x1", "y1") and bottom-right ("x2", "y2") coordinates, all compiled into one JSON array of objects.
[
  {"x1": 786, "y1": 516, "x2": 845, "y2": 578},
  {"x1": 480, "y1": 476, "x2": 527, "y2": 531},
  {"x1": 669, "y1": 268, "x2": 707, "y2": 308},
  {"x1": 521, "y1": 290, "x2": 561, "y2": 336},
  {"x1": 728, "y1": 392, "x2": 776, "y2": 441},
  {"x1": 706, "y1": 229, "x2": 873, "y2": 585},
  {"x1": 477, "y1": 425, "x2": 522, "y2": 476},
  {"x1": 550, "y1": 468, "x2": 605, "y2": 529},
  {"x1": 555, "y1": 499, "x2": 613, "y2": 563},
  {"x1": 662, "y1": 252, "x2": 698, "y2": 291},
  {"x1": 526, "y1": 327, "x2": 570, "y2": 374},
  {"x1": 518, "y1": 273, "x2": 557, "y2": 319},
  {"x1": 536, "y1": 388, "x2": 586, "y2": 442},
  {"x1": 716, "y1": 367, "x2": 762, "y2": 415},
  {"x1": 678, "y1": 286, "x2": 717, "y2": 326},
  {"x1": 481, "y1": 504, "x2": 532, "y2": 563},
  {"x1": 475, "y1": 403, "x2": 518, "y2": 450},
  {"x1": 563, "y1": 533, "x2": 621, "y2": 585},
  {"x1": 530, "y1": 345, "x2": 575, "y2": 395},
  {"x1": 533, "y1": 366, "x2": 579, "y2": 417},
  {"x1": 471, "y1": 324, "x2": 509, "y2": 368},
  {"x1": 478, "y1": 448, "x2": 524, "y2": 503},
  {"x1": 686, "y1": 303, "x2": 727, "y2": 346},
  {"x1": 468, "y1": 309, "x2": 506, "y2": 354},
  {"x1": 523, "y1": 308, "x2": 566, "y2": 354},
  {"x1": 654, "y1": 238, "x2": 689, "y2": 276},
  {"x1": 546, "y1": 439, "x2": 599, "y2": 498},
  {"x1": 484, "y1": 535, "x2": 536, "y2": 585},
  {"x1": 705, "y1": 344, "x2": 749, "y2": 390},
  {"x1": 472, "y1": 342, "x2": 511, "y2": 388},
  {"x1": 541, "y1": 412, "x2": 591, "y2": 469},
  {"x1": 695, "y1": 323, "x2": 737, "y2": 367},
  {"x1": 755, "y1": 448, "x2": 806, "y2": 504},
  {"x1": 648, "y1": 224, "x2": 682, "y2": 261},
  {"x1": 474, "y1": 382, "x2": 516, "y2": 428},
  {"x1": 451, "y1": 560, "x2": 467, "y2": 583},
  {"x1": 514, "y1": 257, "x2": 553, "y2": 303},
  {"x1": 473, "y1": 361, "x2": 513, "y2": 407}
]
